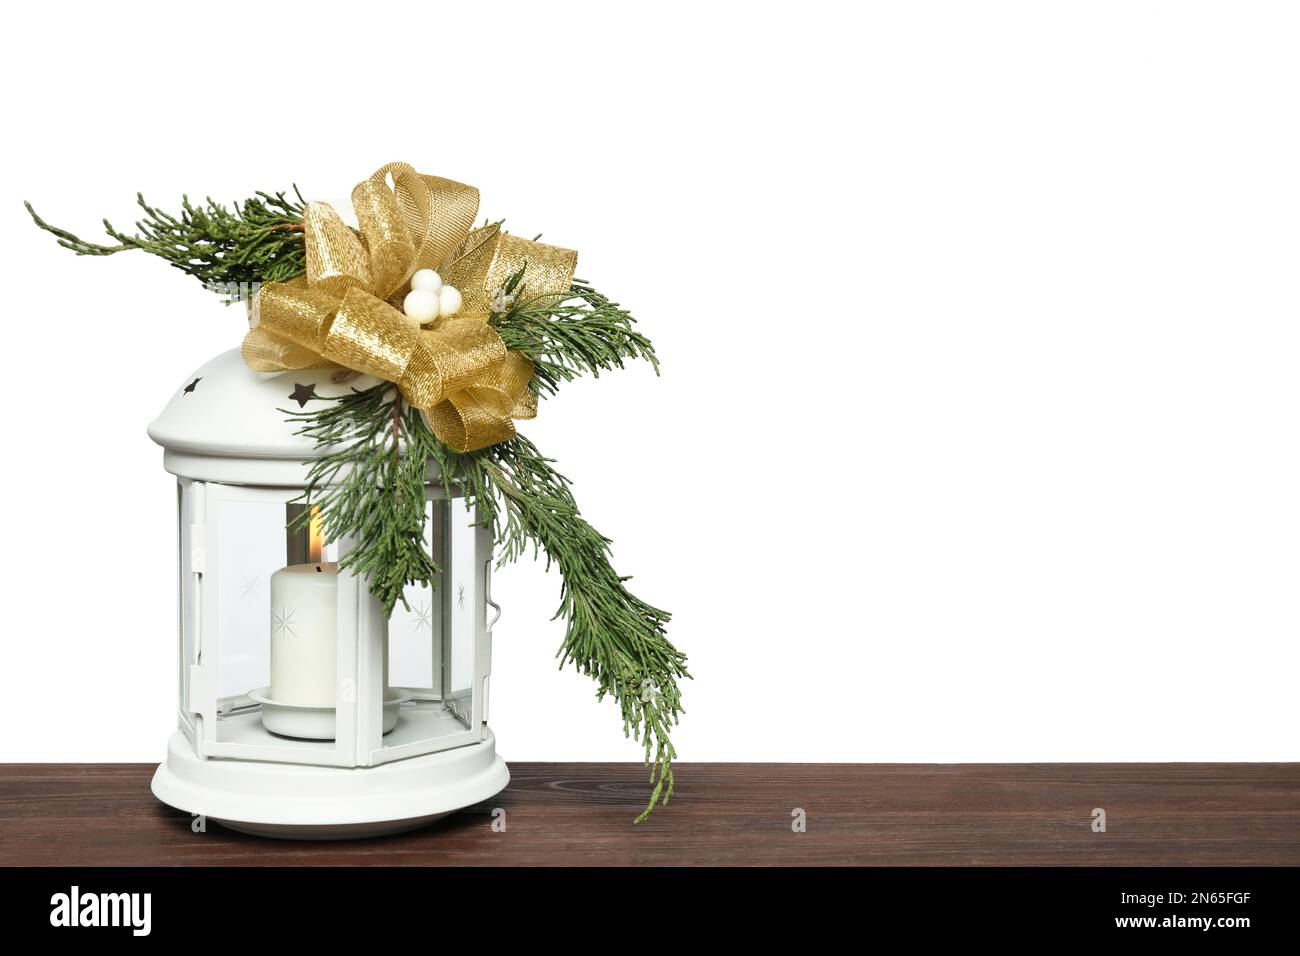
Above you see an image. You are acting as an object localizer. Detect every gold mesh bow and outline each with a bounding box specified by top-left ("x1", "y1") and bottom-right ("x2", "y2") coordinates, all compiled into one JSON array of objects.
[{"x1": 241, "y1": 162, "x2": 577, "y2": 451}]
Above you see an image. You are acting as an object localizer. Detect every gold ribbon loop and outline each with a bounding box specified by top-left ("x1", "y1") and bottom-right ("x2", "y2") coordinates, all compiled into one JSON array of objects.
[
  {"x1": 499, "y1": 351, "x2": 539, "y2": 420},
  {"x1": 242, "y1": 326, "x2": 334, "y2": 372},
  {"x1": 242, "y1": 276, "x2": 341, "y2": 371},
  {"x1": 241, "y1": 162, "x2": 576, "y2": 452},
  {"x1": 422, "y1": 319, "x2": 507, "y2": 394},
  {"x1": 260, "y1": 277, "x2": 339, "y2": 345},
  {"x1": 304, "y1": 203, "x2": 371, "y2": 297},
  {"x1": 350, "y1": 179, "x2": 413, "y2": 300},
  {"x1": 423, "y1": 396, "x2": 518, "y2": 454},
  {"x1": 486, "y1": 232, "x2": 579, "y2": 309},
  {"x1": 323, "y1": 287, "x2": 418, "y2": 384},
  {"x1": 444, "y1": 224, "x2": 578, "y2": 318},
  {"x1": 442, "y1": 224, "x2": 502, "y2": 317},
  {"x1": 380, "y1": 162, "x2": 480, "y2": 274}
]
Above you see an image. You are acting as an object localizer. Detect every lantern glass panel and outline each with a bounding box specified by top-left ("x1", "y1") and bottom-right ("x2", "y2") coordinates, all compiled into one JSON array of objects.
[
  {"x1": 443, "y1": 498, "x2": 478, "y2": 725},
  {"x1": 369, "y1": 494, "x2": 481, "y2": 763},
  {"x1": 215, "y1": 497, "x2": 279, "y2": 699},
  {"x1": 387, "y1": 499, "x2": 443, "y2": 691},
  {"x1": 208, "y1": 489, "x2": 343, "y2": 757},
  {"x1": 177, "y1": 482, "x2": 198, "y2": 740}
]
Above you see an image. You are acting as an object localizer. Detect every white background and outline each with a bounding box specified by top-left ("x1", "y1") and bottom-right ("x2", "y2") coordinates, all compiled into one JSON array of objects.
[{"x1": 1, "y1": 1, "x2": 1297, "y2": 764}]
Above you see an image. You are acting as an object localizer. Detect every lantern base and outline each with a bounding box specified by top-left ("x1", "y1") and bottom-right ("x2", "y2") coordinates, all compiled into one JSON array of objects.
[
  {"x1": 212, "y1": 814, "x2": 454, "y2": 840},
  {"x1": 151, "y1": 728, "x2": 509, "y2": 840}
]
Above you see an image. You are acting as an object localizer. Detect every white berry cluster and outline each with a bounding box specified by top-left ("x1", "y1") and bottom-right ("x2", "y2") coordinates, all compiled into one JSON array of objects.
[{"x1": 402, "y1": 269, "x2": 463, "y2": 324}]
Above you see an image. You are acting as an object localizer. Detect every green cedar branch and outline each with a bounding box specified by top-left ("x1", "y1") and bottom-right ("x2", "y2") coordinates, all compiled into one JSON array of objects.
[
  {"x1": 284, "y1": 383, "x2": 440, "y2": 617},
  {"x1": 434, "y1": 435, "x2": 686, "y2": 821},
  {"x1": 288, "y1": 383, "x2": 686, "y2": 820},
  {"x1": 24, "y1": 190, "x2": 308, "y2": 300},
  {"x1": 493, "y1": 279, "x2": 661, "y2": 398}
]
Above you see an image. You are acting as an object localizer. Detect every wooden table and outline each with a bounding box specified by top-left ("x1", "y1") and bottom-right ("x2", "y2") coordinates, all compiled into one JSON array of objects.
[{"x1": 2, "y1": 763, "x2": 1297, "y2": 866}]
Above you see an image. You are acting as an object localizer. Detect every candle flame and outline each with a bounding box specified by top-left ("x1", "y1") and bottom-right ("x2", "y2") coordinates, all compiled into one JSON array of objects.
[{"x1": 308, "y1": 505, "x2": 325, "y2": 563}]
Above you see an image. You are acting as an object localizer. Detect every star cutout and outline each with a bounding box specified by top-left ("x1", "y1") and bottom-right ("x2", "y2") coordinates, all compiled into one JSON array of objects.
[
  {"x1": 182, "y1": 377, "x2": 201, "y2": 394},
  {"x1": 457, "y1": 583, "x2": 466, "y2": 609},
  {"x1": 272, "y1": 605, "x2": 299, "y2": 639},
  {"x1": 288, "y1": 383, "x2": 319, "y2": 408},
  {"x1": 411, "y1": 600, "x2": 433, "y2": 632}
]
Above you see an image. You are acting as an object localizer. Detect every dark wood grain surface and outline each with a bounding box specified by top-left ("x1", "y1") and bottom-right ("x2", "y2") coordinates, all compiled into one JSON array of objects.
[{"x1": 1, "y1": 763, "x2": 1297, "y2": 866}]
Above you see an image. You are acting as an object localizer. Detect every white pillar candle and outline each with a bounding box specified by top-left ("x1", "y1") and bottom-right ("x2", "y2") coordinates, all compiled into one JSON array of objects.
[{"x1": 269, "y1": 562, "x2": 339, "y2": 706}]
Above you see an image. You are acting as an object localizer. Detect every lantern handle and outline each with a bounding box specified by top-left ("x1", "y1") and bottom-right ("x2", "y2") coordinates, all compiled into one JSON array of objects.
[{"x1": 484, "y1": 559, "x2": 502, "y2": 632}]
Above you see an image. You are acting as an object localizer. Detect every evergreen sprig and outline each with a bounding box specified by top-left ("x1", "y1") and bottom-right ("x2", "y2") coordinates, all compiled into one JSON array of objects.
[
  {"x1": 494, "y1": 280, "x2": 661, "y2": 397},
  {"x1": 25, "y1": 190, "x2": 308, "y2": 300},
  {"x1": 291, "y1": 385, "x2": 685, "y2": 820},
  {"x1": 433, "y1": 436, "x2": 685, "y2": 820},
  {"x1": 285, "y1": 384, "x2": 440, "y2": 616}
]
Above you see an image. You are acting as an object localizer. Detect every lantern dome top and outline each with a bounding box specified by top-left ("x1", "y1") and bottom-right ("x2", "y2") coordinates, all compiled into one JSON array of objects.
[{"x1": 149, "y1": 349, "x2": 384, "y2": 485}]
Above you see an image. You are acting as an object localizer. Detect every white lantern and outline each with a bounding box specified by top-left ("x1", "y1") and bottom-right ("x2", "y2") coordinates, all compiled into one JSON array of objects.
[{"x1": 147, "y1": 349, "x2": 509, "y2": 838}]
